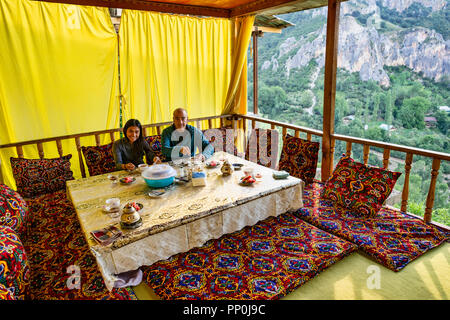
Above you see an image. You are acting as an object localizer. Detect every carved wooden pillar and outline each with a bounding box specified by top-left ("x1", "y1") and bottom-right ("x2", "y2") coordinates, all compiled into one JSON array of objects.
[
  {"x1": 424, "y1": 158, "x2": 441, "y2": 223},
  {"x1": 401, "y1": 153, "x2": 413, "y2": 212},
  {"x1": 321, "y1": 0, "x2": 340, "y2": 181}
]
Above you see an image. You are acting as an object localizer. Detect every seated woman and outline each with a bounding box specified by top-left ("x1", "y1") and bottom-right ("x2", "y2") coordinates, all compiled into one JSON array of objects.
[{"x1": 112, "y1": 119, "x2": 161, "y2": 171}]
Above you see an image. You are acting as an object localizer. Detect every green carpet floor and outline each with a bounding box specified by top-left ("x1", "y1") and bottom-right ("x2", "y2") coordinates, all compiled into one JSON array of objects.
[{"x1": 132, "y1": 243, "x2": 450, "y2": 300}]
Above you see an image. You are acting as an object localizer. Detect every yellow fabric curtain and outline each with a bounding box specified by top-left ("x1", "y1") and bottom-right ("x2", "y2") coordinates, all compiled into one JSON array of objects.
[
  {"x1": 119, "y1": 10, "x2": 232, "y2": 132},
  {"x1": 222, "y1": 15, "x2": 255, "y2": 116},
  {"x1": 0, "y1": 0, "x2": 119, "y2": 188}
]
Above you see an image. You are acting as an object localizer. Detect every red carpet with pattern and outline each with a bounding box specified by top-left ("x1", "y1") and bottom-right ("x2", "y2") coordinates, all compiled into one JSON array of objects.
[{"x1": 142, "y1": 212, "x2": 357, "y2": 300}]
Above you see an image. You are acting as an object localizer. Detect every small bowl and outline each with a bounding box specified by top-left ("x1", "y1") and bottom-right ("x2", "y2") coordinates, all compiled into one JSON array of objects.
[{"x1": 232, "y1": 163, "x2": 244, "y2": 170}]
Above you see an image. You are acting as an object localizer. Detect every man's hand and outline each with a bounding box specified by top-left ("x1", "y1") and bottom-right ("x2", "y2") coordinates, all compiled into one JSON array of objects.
[
  {"x1": 180, "y1": 146, "x2": 191, "y2": 156},
  {"x1": 124, "y1": 163, "x2": 135, "y2": 171}
]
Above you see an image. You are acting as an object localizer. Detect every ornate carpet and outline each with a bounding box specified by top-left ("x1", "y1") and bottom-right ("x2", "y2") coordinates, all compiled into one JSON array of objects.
[
  {"x1": 24, "y1": 190, "x2": 136, "y2": 300},
  {"x1": 141, "y1": 212, "x2": 357, "y2": 300},
  {"x1": 295, "y1": 181, "x2": 449, "y2": 272}
]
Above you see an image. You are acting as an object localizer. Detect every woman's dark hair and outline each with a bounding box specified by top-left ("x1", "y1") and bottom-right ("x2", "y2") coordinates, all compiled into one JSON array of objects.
[{"x1": 123, "y1": 119, "x2": 144, "y2": 153}]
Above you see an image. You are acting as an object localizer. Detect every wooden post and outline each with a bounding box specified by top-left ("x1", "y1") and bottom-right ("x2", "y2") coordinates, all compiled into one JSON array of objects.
[
  {"x1": 321, "y1": 0, "x2": 340, "y2": 182},
  {"x1": 0, "y1": 158, "x2": 3, "y2": 184},
  {"x1": 252, "y1": 29, "x2": 260, "y2": 115},
  {"x1": 37, "y1": 143, "x2": 44, "y2": 159},
  {"x1": 16, "y1": 145, "x2": 24, "y2": 158},
  {"x1": 424, "y1": 158, "x2": 441, "y2": 223},
  {"x1": 383, "y1": 148, "x2": 390, "y2": 169},
  {"x1": 345, "y1": 141, "x2": 352, "y2": 157},
  {"x1": 401, "y1": 153, "x2": 413, "y2": 212},
  {"x1": 363, "y1": 144, "x2": 370, "y2": 165},
  {"x1": 56, "y1": 140, "x2": 63, "y2": 157},
  {"x1": 75, "y1": 137, "x2": 86, "y2": 178}
]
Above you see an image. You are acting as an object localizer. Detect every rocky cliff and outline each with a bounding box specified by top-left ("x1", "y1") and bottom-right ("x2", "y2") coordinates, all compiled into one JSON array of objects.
[{"x1": 261, "y1": 0, "x2": 449, "y2": 87}]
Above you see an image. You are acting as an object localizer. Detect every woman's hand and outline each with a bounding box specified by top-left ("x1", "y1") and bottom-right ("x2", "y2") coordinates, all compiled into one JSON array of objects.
[
  {"x1": 153, "y1": 156, "x2": 162, "y2": 164},
  {"x1": 124, "y1": 163, "x2": 135, "y2": 171}
]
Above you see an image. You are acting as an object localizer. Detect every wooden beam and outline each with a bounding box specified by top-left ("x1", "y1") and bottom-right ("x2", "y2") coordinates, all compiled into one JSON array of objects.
[
  {"x1": 321, "y1": 0, "x2": 340, "y2": 182},
  {"x1": 35, "y1": 0, "x2": 230, "y2": 18},
  {"x1": 231, "y1": 0, "x2": 322, "y2": 17},
  {"x1": 252, "y1": 29, "x2": 260, "y2": 115},
  {"x1": 254, "y1": 26, "x2": 282, "y2": 34}
]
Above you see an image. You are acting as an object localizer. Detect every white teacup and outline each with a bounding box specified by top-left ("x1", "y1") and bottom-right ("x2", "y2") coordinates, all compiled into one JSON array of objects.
[
  {"x1": 138, "y1": 164, "x2": 149, "y2": 172},
  {"x1": 243, "y1": 167, "x2": 254, "y2": 178},
  {"x1": 106, "y1": 198, "x2": 120, "y2": 209}
]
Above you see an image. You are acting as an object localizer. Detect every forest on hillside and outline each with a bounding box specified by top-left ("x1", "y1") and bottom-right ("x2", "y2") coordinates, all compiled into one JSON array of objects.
[{"x1": 247, "y1": 0, "x2": 450, "y2": 226}]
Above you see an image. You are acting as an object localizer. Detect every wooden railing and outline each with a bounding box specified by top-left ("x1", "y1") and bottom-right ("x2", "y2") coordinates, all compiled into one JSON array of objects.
[
  {"x1": 1, "y1": 113, "x2": 449, "y2": 230},
  {"x1": 0, "y1": 114, "x2": 231, "y2": 180},
  {"x1": 237, "y1": 114, "x2": 450, "y2": 229}
]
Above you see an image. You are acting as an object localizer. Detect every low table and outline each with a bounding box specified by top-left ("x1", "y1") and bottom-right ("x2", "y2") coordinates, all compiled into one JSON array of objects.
[{"x1": 66, "y1": 151, "x2": 304, "y2": 290}]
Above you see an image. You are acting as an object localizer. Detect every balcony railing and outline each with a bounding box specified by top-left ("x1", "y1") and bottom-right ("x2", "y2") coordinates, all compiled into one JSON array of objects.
[{"x1": 1, "y1": 113, "x2": 448, "y2": 230}]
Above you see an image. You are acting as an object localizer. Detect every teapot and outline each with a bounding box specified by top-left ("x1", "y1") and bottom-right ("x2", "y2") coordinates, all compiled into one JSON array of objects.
[
  {"x1": 120, "y1": 203, "x2": 142, "y2": 228},
  {"x1": 221, "y1": 160, "x2": 234, "y2": 176}
]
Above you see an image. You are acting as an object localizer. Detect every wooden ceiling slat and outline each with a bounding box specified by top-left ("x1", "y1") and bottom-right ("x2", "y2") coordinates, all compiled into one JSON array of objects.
[{"x1": 36, "y1": 0, "x2": 231, "y2": 17}]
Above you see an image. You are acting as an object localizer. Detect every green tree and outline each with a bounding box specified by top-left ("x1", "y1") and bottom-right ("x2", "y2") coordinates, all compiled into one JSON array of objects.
[
  {"x1": 398, "y1": 96, "x2": 430, "y2": 129},
  {"x1": 258, "y1": 86, "x2": 288, "y2": 118},
  {"x1": 372, "y1": 92, "x2": 381, "y2": 121}
]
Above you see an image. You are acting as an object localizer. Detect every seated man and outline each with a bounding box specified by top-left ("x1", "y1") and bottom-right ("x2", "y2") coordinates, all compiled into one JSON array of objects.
[{"x1": 161, "y1": 108, "x2": 214, "y2": 162}]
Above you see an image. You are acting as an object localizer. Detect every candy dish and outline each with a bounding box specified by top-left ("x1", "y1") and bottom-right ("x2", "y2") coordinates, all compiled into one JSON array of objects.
[{"x1": 120, "y1": 177, "x2": 136, "y2": 184}]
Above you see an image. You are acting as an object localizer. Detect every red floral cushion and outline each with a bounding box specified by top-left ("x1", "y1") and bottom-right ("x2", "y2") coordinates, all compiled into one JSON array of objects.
[
  {"x1": 0, "y1": 283, "x2": 15, "y2": 300},
  {"x1": 278, "y1": 134, "x2": 320, "y2": 184},
  {"x1": 0, "y1": 225, "x2": 30, "y2": 300},
  {"x1": 245, "y1": 128, "x2": 279, "y2": 169},
  {"x1": 321, "y1": 155, "x2": 401, "y2": 218},
  {"x1": 10, "y1": 155, "x2": 74, "y2": 198},
  {"x1": 202, "y1": 127, "x2": 240, "y2": 156},
  {"x1": 0, "y1": 184, "x2": 28, "y2": 239},
  {"x1": 144, "y1": 135, "x2": 166, "y2": 164},
  {"x1": 81, "y1": 143, "x2": 116, "y2": 176}
]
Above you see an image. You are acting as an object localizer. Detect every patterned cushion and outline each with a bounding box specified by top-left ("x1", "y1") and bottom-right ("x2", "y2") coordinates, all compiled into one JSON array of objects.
[
  {"x1": 81, "y1": 143, "x2": 116, "y2": 176},
  {"x1": 0, "y1": 184, "x2": 28, "y2": 239},
  {"x1": 321, "y1": 155, "x2": 401, "y2": 218},
  {"x1": 144, "y1": 135, "x2": 166, "y2": 164},
  {"x1": 10, "y1": 155, "x2": 74, "y2": 198},
  {"x1": 202, "y1": 127, "x2": 240, "y2": 156},
  {"x1": 245, "y1": 128, "x2": 279, "y2": 169},
  {"x1": 278, "y1": 134, "x2": 320, "y2": 184},
  {"x1": 0, "y1": 225, "x2": 30, "y2": 300},
  {"x1": 0, "y1": 283, "x2": 15, "y2": 300},
  {"x1": 24, "y1": 190, "x2": 137, "y2": 300}
]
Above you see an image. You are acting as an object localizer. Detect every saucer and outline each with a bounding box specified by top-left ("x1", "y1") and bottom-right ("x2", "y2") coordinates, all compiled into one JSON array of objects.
[
  {"x1": 120, "y1": 217, "x2": 143, "y2": 230},
  {"x1": 232, "y1": 163, "x2": 244, "y2": 170},
  {"x1": 102, "y1": 205, "x2": 120, "y2": 213},
  {"x1": 148, "y1": 189, "x2": 166, "y2": 198}
]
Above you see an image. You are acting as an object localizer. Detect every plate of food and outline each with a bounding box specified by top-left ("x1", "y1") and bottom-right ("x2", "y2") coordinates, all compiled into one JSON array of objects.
[
  {"x1": 126, "y1": 202, "x2": 143, "y2": 211},
  {"x1": 239, "y1": 175, "x2": 256, "y2": 186},
  {"x1": 120, "y1": 176, "x2": 136, "y2": 184},
  {"x1": 205, "y1": 160, "x2": 219, "y2": 168}
]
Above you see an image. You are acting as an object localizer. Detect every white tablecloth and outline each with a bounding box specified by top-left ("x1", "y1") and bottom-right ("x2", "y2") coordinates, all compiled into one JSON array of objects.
[{"x1": 67, "y1": 152, "x2": 304, "y2": 290}]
